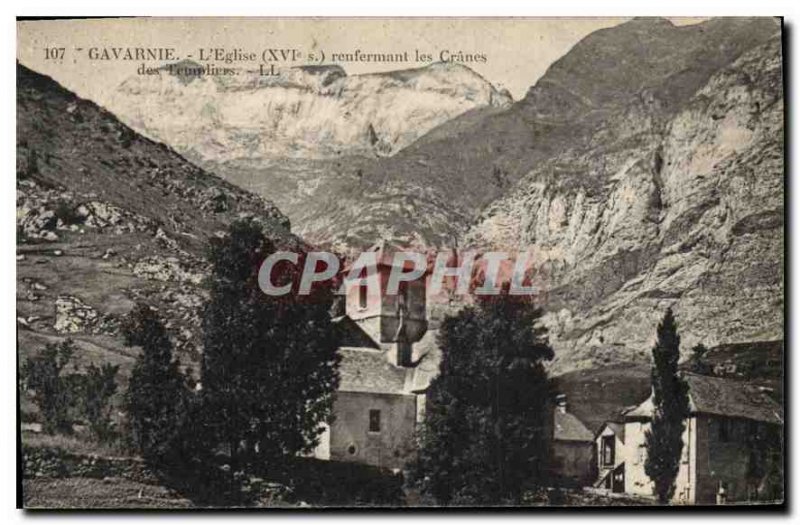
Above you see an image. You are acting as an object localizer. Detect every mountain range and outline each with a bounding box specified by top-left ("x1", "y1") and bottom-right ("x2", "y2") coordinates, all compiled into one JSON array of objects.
[{"x1": 17, "y1": 16, "x2": 784, "y2": 376}]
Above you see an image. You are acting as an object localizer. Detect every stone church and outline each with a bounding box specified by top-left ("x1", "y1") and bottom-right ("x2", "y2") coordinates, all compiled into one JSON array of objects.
[{"x1": 312, "y1": 241, "x2": 441, "y2": 470}]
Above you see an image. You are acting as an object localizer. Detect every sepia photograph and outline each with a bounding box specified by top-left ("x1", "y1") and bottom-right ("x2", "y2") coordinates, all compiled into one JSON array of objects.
[{"x1": 14, "y1": 13, "x2": 786, "y2": 510}]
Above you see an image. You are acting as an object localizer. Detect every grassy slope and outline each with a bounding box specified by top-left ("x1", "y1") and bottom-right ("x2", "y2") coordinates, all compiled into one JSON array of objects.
[{"x1": 17, "y1": 62, "x2": 295, "y2": 425}]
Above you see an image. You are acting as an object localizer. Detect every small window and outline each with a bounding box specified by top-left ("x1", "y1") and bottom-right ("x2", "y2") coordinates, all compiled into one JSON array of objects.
[
  {"x1": 634, "y1": 445, "x2": 644, "y2": 465},
  {"x1": 358, "y1": 283, "x2": 368, "y2": 309},
  {"x1": 369, "y1": 409, "x2": 381, "y2": 433},
  {"x1": 602, "y1": 435, "x2": 615, "y2": 466}
]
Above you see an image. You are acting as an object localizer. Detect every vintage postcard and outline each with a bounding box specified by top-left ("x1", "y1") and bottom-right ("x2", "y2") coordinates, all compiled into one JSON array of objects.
[{"x1": 16, "y1": 17, "x2": 784, "y2": 509}]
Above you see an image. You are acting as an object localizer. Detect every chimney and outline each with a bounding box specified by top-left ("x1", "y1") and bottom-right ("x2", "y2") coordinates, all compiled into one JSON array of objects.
[{"x1": 555, "y1": 394, "x2": 567, "y2": 414}]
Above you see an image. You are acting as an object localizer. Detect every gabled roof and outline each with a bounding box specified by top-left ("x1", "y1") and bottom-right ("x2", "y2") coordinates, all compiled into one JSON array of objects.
[
  {"x1": 625, "y1": 397, "x2": 655, "y2": 420},
  {"x1": 596, "y1": 421, "x2": 626, "y2": 444},
  {"x1": 338, "y1": 347, "x2": 412, "y2": 395},
  {"x1": 333, "y1": 315, "x2": 380, "y2": 349},
  {"x1": 554, "y1": 410, "x2": 594, "y2": 442},
  {"x1": 342, "y1": 239, "x2": 430, "y2": 274},
  {"x1": 685, "y1": 373, "x2": 783, "y2": 424},
  {"x1": 624, "y1": 374, "x2": 783, "y2": 425}
]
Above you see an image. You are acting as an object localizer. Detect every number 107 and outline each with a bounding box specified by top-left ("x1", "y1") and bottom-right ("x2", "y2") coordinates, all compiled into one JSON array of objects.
[{"x1": 44, "y1": 48, "x2": 65, "y2": 60}]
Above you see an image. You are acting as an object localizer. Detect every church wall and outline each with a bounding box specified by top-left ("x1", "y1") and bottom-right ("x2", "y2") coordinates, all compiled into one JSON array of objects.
[{"x1": 328, "y1": 390, "x2": 417, "y2": 470}]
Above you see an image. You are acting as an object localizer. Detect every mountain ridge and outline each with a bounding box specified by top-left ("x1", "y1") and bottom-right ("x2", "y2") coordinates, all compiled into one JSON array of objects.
[
  {"x1": 109, "y1": 60, "x2": 512, "y2": 162},
  {"x1": 66, "y1": 17, "x2": 784, "y2": 374}
]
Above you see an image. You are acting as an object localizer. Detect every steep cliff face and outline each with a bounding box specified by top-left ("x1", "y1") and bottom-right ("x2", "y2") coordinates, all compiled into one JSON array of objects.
[
  {"x1": 99, "y1": 17, "x2": 783, "y2": 374},
  {"x1": 466, "y1": 35, "x2": 784, "y2": 373},
  {"x1": 254, "y1": 17, "x2": 781, "y2": 251},
  {"x1": 108, "y1": 61, "x2": 511, "y2": 250},
  {"x1": 109, "y1": 61, "x2": 512, "y2": 162}
]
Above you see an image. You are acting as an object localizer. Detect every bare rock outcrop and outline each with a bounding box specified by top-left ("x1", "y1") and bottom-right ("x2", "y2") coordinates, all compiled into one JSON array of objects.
[
  {"x1": 109, "y1": 61, "x2": 511, "y2": 162},
  {"x1": 466, "y1": 35, "x2": 784, "y2": 373}
]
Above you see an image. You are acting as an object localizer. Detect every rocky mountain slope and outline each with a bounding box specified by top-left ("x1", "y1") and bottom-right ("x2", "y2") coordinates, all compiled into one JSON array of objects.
[
  {"x1": 98, "y1": 17, "x2": 783, "y2": 374},
  {"x1": 320, "y1": 17, "x2": 781, "y2": 248},
  {"x1": 191, "y1": 18, "x2": 781, "y2": 255},
  {"x1": 466, "y1": 25, "x2": 784, "y2": 372},
  {"x1": 17, "y1": 63, "x2": 294, "y2": 389},
  {"x1": 293, "y1": 17, "x2": 784, "y2": 372},
  {"x1": 107, "y1": 61, "x2": 511, "y2": 249},
  {"x1": 110, "y1": 61, "x2": 511, "y2": 162}
]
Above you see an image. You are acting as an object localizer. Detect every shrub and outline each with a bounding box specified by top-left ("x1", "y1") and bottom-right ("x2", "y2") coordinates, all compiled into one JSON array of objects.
[
  {"x1": 53, "y1": 200, "x2": 83, "y2": 226},
  {"x1": 123, "y1": 303, "x2": 190, "y2": 465},
  {"x1": 21, "y1": 339, "x2": 78, "y2": 434},
  {"x1": 77, "y1": 362, "x2": 119, "y2": 442}
]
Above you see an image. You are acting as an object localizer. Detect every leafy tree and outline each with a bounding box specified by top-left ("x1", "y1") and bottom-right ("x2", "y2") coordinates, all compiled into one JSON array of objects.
[
  {"x1": 644, "y1": 308, "x2": 690, "y2": 504},
  {"x1": 200, "y1": 219, "x2": 340, "y2": 478},
  {"x1": 22, "y1": 339, "x2": 77, "y2": 434},
  {"x1": 123, "y1": 303, "x2": 190, "y2": 464},
  {"x1": 78, "y1": 362, "x2": 119, "y2": 442},
  {"x1": 411, "y1": 293, "x2": 554, "y2": 505},
  {"x1": 689, "y1": 343, "x2": 712, "y2": 375}
]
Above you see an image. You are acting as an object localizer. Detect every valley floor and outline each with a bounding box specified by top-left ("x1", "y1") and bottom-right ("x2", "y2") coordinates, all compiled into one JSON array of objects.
[{"x1": 20, "y1": 429, "x2": 655, "y2": 509}]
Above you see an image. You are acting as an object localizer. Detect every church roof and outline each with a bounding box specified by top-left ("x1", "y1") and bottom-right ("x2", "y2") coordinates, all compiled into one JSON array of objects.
[
  {"x1": 332, "y1": 315, "x2": 380, "y2": 349},
  {"x1": 337, "y1": 347, "x2": 411, "y2": 395},
  {"x1": 554, "y1": 410, "x2": 594, "y2": 442},
  {"x1": 342, "y1": 239, "x2": 428, "y2": 273},
  {"x1": 624, "y1": 374, "x2": 783, "y2": 425}
]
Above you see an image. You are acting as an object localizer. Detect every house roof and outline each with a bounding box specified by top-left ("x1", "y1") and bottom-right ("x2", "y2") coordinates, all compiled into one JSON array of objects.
[
  {"x1": 624, "y1": 374, "x2": 783, "y2": 425},
  {"x1": 337, "y1": 347, "x2": 411, "y2": 395},
  {"x1": 596, "y1": 421, "x2": 626, "y2": 443},
  {"x1": 554, "y1": 410, "x2": 594, "y2": 442},
  {"x1": 684, "y1": 373, "x2": 783, "y2": 424},
  {"x1": 625, "y1": 397, "x2": 654, "y2": 420}
]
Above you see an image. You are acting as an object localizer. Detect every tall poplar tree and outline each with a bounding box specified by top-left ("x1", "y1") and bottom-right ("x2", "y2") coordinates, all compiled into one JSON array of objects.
[{"x1": 644, "y1": 308, "x2": 690, "y2": 503}]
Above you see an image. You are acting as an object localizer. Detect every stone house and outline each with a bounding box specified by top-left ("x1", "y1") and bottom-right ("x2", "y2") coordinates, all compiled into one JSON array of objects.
[
  {"x1": 594, "y1": 420, "x2": 626, "y2": 493},
  {"x1": 620, "y1": 373, "x2": 782, "y2": 504},
  {"x1": 550, "y1": 394, "x2": 595, "y2": 487}
]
